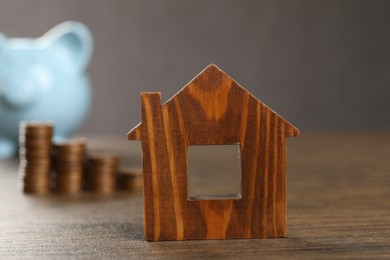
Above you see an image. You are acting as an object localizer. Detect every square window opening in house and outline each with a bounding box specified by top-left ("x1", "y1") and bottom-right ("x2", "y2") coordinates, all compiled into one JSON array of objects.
[{"x1": 187, "y1": 144, "x2": 242, "y2": 201}]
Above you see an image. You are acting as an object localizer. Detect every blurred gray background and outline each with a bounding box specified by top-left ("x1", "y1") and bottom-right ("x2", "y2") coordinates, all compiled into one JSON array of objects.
[{"x1": 1, "y1": 0, "x2": 390, "y2": 134}]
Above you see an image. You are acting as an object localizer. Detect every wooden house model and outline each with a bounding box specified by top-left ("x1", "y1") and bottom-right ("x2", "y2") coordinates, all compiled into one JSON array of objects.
[{"x1": 127, "y1": 64, "x2": 300, "y2": 241}]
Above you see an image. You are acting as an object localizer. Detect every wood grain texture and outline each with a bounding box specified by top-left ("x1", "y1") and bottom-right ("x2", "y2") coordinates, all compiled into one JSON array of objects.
[
  {"x1": 128, "y1": 64, "x2": 300, "y2": 241},
  {"x1": 1, "y1": 134, "x2": 390, "y2": 258}
]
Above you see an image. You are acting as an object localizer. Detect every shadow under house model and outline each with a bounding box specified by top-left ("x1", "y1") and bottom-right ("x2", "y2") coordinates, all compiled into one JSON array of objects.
[{"x1": 127, "y1": 64, "x2": 300, "y2": 241}]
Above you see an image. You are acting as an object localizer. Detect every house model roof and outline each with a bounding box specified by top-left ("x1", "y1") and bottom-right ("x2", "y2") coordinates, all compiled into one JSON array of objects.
[{"x1": 128, "y1": 64, "x2": 299, "y2": 140}]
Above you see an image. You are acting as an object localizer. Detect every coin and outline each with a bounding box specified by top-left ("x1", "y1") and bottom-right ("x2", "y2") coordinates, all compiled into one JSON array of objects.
[
  {"x1": 118, "y1": 167, "x2": 143, "y2": 192},
  {"x1": 87, "y1": 154, "x2": 119, "y2": 193},
  {"x1": 53, "y1": 139, "x2": 86, "y2": 194},
  {"x1": 18, "y1": 122, "x2": 53, "y2": 194}
]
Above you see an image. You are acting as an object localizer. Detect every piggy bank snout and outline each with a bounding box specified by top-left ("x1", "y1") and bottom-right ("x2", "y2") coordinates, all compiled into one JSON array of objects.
[{"x1": 1, "y1": 79, "x2": 38, "y2": 108}]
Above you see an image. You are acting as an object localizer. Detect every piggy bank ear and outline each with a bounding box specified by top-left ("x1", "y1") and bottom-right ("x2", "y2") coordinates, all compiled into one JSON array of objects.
[{"x1": 43, "y1": 21, "x2": 93, "y2": 73}]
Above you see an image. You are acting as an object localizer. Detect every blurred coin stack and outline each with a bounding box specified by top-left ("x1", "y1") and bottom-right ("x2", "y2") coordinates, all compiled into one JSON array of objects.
[
  {"x1": 118, "y1": 167, "x2": 143, "y2": 192},
  {"x1": 88, "y1": 154, "x2": 119, "y2": 194},
  {"x1": 18, "y1": 122, "x2": 53, "y2": 194},
  {"x1": 53, "y1": 140, "x2": 86, "y2": 194}
]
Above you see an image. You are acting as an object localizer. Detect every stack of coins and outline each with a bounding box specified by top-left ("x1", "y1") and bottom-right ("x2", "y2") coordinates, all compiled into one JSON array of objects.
[
  {"x1": 88, "y1": 154, "x2": 119, "y2": 194},
  {"x1": 18, "y1": 122, "x2": 53, "y2": 194},
  {"x1": 53, "y1": 140, "x2": 86, "y2": 194},
  {"x1": 118, "y1": 167, "x2": 143, "y2": 192}
]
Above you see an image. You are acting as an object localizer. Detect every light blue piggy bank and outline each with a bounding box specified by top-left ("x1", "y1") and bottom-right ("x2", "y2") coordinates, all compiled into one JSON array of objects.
[{"x1": 0, "y1": 21, "x2": 93, "y2": 158}]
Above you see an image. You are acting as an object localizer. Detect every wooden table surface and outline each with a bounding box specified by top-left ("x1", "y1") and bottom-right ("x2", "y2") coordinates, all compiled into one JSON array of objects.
[{"x1": 1, "y1": 134, "x2": 389, "y2": 259}]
